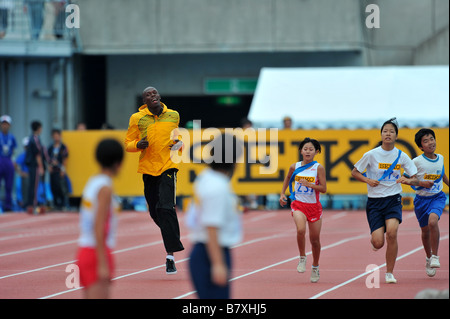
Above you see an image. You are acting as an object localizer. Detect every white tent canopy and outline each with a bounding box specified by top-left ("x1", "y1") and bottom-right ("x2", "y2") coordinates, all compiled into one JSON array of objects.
[{"x1": 248, "y1": 66, "x2": 449, "y2": 129}]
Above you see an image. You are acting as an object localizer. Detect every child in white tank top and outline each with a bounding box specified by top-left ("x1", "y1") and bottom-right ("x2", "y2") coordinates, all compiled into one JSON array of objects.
[{"x1": 76, "y1": 139, "x2": 123, "y2": 299}]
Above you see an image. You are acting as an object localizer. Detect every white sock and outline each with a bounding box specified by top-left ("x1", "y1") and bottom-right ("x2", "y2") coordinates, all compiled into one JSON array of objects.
[{"x1": 166, "y1": 255, "x2": 174, "y2": 261}]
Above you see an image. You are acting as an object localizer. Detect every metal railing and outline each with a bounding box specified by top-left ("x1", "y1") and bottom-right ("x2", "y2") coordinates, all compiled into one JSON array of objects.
[{"x1": 0, "y1": 0, "x2": 79, "y2": 44}]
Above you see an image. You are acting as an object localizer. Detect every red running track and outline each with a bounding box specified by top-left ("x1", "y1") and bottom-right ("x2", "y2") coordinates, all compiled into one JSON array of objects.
[{"x1": 0, "y1": 209, "x2": 448, "y2": 299}]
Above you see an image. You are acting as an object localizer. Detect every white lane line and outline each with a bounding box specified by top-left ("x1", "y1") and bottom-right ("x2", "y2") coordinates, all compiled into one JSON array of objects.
[
  {"x1": 0, "y1": 213, "x2": 139, "y2": 242},
  {"x1": 0, "y1": 237, "x2": 168, "y2": 280},
  {"x1": 0, "y1": 240, "x2": 77, "y2": 257},
  {"x1": 0, "y1": 260, "x2": 77, "y2": 280},
  {"x1": 327, "y1": 211, "x2": 348, "y2": 220},
  {"x1": 309, "y1": 234, "x2": 449, "y2": 299},
  {"x1": 5, "y1": 229, "x2": 277, "y2": 280},
  {"x1": 0, "y1": 213, "x2": 164, "y2": 255},
  {"x1": 232, "y1": 233, "x2": 290, "y2": 249},
  {"x1": 38, "y1": 257, "x2": 192, "y2": 299},
  {"x1": 0, "y1": 214, "x2": 72, "y2": 228},
  {"x1": 232, "y1": 234, "x2": 369, "y2": 281},
  {"x1": 173, "y1": 233, "x2": 368, "y2": 299},
  {"x1": 38, "y1": 229, "x2": 296, "y2": 299},
  {"x1": 0, "y1": 226, "x2": 78, "y2": 242},
  {"x1": 2, "y1": 210, "x2": 288, "y2": 278},
  {"x1": 247, "y1": 212, "x2": 278, "y2": 223},
  {"x1": 6, "y1": 210, "x2": 344, "y2": 298}
]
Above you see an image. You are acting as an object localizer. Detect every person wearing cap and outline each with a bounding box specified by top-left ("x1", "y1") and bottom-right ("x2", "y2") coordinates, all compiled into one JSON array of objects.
[
  {"x1": 0, "y1": 115, "x2": 17, "y2": 212},
  {"x1": 283, "y1": 116, "x2": 293, "y2": 129}
]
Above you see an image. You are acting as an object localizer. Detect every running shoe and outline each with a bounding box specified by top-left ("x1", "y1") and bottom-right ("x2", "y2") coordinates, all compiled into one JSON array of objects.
[
  {"x1": 166, "y1": 258, "x2": 177, "y2": 275},
  {"x1": 430, "y1": 255, "x2": 440, "y2": 268},
  {"x1": 310, "y1": 267, "x2": 320, "y2": 283},
  {"x1": 426, "y1": 257, "x2": 436, "y2": 277},
  {"x1": 385, "y1": 272, "x2": 397, "y2": 284},
  {"x1": 297, "y1": 256, "x2": 307, "y2": 273}
]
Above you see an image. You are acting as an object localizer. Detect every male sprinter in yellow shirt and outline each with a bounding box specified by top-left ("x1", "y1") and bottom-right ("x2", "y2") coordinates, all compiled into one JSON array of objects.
[{"x1": 125, "y1": 86, "x2": 184, "y2": 274}]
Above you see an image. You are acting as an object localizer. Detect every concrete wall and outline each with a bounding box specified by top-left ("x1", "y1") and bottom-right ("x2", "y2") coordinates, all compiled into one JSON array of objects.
[
  {"x1": 77, "y1": 0, "x2": 449, "y2": 129},
  {"x1": 414, "y1": 27, "x2": 449, "y2": 65},
  {"x1": 3, "y1": 0, "x2": 448, "y2": 139},
  {"x1": 77, "y1": 0, "x2": 449, "y2": 66},
  {"x1": 77, "y1": 0, "x2": 363, "y2": 54},
  {"x1": 0, "y1": 58, "x2": 77, "y2": 147},
  {"x1": 1, "y1": 60, "x2": 52, "y2": 147},
  {"x1": 361, "y1": 0, "x2": 449, "y2": 65}
]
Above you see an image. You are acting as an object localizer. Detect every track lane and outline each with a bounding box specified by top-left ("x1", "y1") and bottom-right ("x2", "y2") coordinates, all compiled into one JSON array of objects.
[{"x1": 0, "y1": 210, "x2": 447, "y2": 299}]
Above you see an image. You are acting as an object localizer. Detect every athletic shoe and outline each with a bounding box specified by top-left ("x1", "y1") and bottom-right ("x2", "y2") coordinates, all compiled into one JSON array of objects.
[
  {"x1": 310, "y1": 267, "x2": 320, "y2": 283},
  {"x1": 166, "y1": 258, "x2": 177, "y2": 275},
  {"x1": 385, "y1": 273, "x2": 397, "y2": 284},
  {"x1": 430, "y1": 255, "x2": 440, "y2": 268},
  {"x1": 426, "y1": 257, "x2": 436, "y2": 277},
  {"x1": 297, "y1": 256, "x2": 307, "y2": 273}
]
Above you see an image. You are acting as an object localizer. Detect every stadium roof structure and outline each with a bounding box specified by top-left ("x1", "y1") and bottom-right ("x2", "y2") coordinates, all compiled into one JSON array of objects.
[{"x1": 249, "y1": 66, "x2": 449, "y2": 130}]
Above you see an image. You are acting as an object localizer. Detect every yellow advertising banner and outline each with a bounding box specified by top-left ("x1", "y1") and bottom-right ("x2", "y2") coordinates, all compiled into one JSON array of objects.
[{"x1": 62, "y1": 128, "x2": 449, "y2": 197}]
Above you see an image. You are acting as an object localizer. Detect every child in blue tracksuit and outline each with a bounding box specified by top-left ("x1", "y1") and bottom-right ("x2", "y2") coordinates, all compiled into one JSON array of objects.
[
  {"x1": 411, "y1": 128, "x2": 449, "y2": 277},
  {"x1": 0, "y1": 115, "x2": 17, "y2": 212}
]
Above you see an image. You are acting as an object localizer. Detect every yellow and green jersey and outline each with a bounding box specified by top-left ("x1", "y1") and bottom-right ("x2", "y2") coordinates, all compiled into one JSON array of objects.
[{"x1": 125, "y1": 103, "x2": 181, "y2": 176}]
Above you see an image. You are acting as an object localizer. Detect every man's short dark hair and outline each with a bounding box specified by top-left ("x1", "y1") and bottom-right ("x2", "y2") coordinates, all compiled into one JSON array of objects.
[
  {"x1": 31, "y1": 121, "x2": 42, "y2": 132},
  {"x1": 51, "y1": 128, "x2": 61, "y2": 135},
  {"x1": 414, "y1": 128, "x2": 436, "y2": 149}
]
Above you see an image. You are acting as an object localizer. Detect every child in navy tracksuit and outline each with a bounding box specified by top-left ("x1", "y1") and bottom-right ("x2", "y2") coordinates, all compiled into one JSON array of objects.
[
  {"x1": 25, "y1": 121, "x2": 48, "y2": 215},
  {"x1": 0, "y1": 115, "x2": 17, "y2": 212}
]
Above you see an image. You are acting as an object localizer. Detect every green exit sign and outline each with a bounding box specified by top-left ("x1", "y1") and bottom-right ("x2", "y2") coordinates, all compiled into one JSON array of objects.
[{"x1": 204, "y1": 78, "x2": 257, "y2": 94}]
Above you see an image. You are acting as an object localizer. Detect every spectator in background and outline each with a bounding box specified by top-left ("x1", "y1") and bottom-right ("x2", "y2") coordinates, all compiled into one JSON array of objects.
[
  {"x1": 41, "y1": 0, "x2": 57, "y2": 40},
  {"x1": 240, "y1": 117, "x2": 253, "y2": 129},
  {"x1": 15, "y1": 137, "x2": 30, "y2": 210},
  {"x1": 0, "y1": 115, "x2": 17, "y2": 212},
  {"x1": 48, "y1": 128, "x2": 69, "y2": 210},
  {"x1": 76, "y1": 122, "x2": 87, "y2": 130},
  {"x1": 25, "y1": 120, "x2": 48, "y2": 215},
  {"x1": 25, "y1": 0, "x2": 44, "y2": 40},
  {"x1": 40, "y1": 0, "x2": 67, "y2": 40},
  {"x1": 54, "y1": 0, "x2": 68, "y2": 39},
  {"x1": 283, "y1": 116, "x2": 293, "y2": 130},
  {"x1": 101, "y1": 123, "x2": 114, "y2": 130},
  {"x1": 0, "y1": 0, "x2": 14, "y2": 39}
]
